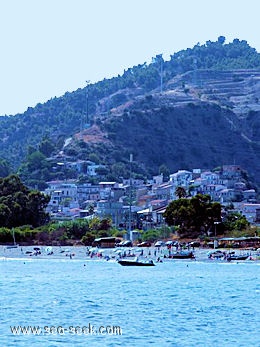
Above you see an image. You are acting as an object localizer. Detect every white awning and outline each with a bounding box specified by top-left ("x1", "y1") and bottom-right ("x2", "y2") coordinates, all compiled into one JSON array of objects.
[{"x1": 137, "y1": 208, "x2": 151, "y2": 214}]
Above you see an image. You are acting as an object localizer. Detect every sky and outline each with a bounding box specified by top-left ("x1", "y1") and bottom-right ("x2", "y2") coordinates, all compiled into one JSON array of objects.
[{"x1": 0, "y1": 0, "x2": 259, "y2": 116}]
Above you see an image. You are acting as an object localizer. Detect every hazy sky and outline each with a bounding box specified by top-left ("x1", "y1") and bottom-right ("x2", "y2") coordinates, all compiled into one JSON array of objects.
[{"x1": 1, "y1": 0, "x2": 259, "y2": 116}]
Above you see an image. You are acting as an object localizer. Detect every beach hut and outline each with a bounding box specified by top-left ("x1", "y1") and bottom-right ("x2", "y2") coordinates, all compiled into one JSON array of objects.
[{"x1": 92, "y1": 237, "x2": 116, "y2": 248}]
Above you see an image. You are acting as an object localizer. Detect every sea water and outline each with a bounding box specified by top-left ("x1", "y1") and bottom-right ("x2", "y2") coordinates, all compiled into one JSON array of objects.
[{"x1": 0, "y1": 256, "x2": 259, "y2": 347}]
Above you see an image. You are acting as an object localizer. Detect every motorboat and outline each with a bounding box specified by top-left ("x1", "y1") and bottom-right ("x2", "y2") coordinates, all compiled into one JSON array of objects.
[
  {"x1": 168, "y1": 251, "x2": 195, "y2": 259},
  {"x1": 118, "y1": 257, "x2": 155, "y2": 266},
  {"x1": 207, "y1": 250, "x2": 226, "y2": 260},
  {"x1": 226, "y1": 253, "x2": 249, "y2": 261},
  {"x1": 6, "y1": 244, "x2": 19, "y2": 249}
]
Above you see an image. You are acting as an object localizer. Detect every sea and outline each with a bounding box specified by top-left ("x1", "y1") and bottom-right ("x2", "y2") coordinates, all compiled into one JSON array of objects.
[{"x1": 0, "y1": 246, "x2": 259, "y2": 347}]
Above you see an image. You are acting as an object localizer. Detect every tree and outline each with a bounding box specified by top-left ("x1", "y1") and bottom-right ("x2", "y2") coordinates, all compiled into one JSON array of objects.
[
  {"x1": 39, "y1": 137, "x2": 55, "y2": 157},
  {"x1": 89, "y1": 217, "x2": 112, "y2": 232},
  {"x1": 26, "y1": 191, "x2": 50, "y2": 226},
  {"x1": 18, "y1": 150, "x2": 52, "y2": 188},
  {"x1": 163, "y1": 194, "x2": 222, "y2": 238},
  {"x1": 223, "y1": 212, "x2": 249, "y2": 232},
  {"x1": 175, "y1": 186, "x2": 186, "y2": 199},
  {"x1": 0, "y1": 203, "x2": 11, "y2": 227},
  {"x1": 88, "y1": 205, "x2": 95, "y2": 215},
  {"x1": 27, "y1": 151, "x2": 48, "y2": 172},
  {"x1": 0, "y1": 174, "x2": 50, "y2": 228},
  {"x1": 0, "y1": 159, "x2": 11, "y2": 178},
  {"x1": 217, "y1": 36, "x2": 226, "y2": 45}
]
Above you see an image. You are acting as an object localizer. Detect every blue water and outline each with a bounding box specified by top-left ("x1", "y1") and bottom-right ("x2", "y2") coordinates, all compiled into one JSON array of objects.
[{"x1": 0, "y1": 257, "x2": 259, "y2": 347}]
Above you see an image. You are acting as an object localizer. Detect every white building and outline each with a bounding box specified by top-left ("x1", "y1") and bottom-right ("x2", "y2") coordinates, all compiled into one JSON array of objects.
[
  {"x1": 240, "y1": 203, "x2": 260, "y2": 224},
  {"x1": 169, "y1": 170, "x2": 192, "y2": 188},
  {"x1": 45, "y1": 181, "x2": 79, "y2": 213}
]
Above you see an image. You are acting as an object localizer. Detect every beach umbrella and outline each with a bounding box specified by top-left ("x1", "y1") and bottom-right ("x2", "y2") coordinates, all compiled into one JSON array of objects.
[{"x1": 45, "y1": 246, "x2": 53, "y2": 254}]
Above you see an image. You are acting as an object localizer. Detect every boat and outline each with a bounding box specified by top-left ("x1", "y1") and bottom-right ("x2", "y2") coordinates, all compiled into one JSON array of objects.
[
  {"x1": 6, "y1": 244, "x2": 19, "y2": 249},
  {"x1": 118, "y1": 257, "x2": 155, "y2": 266},
  {"x1": 226, "y1": 253, "x2": 249, "y2": 261},
  {"x1": 168, "y1": 251, "x2": 195, "y2": 259},
  {"x1": 207, "y1": 250, "x2": 226, "y2": 260}
]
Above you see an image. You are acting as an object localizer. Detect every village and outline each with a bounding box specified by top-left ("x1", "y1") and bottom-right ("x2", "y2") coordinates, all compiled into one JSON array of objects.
[{"x1": 44, "y1": 164, "x2": 260, "y2": 240}]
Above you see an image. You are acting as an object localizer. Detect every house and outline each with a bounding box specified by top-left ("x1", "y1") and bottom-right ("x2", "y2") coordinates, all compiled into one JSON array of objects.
[
  {"x1": 66, "y1": 160, "x2": 87, "y2": 173},
  {"x1": 87, "y1": 163, "x2": 106, "y2": 176},
  {"x1": 99, "y1": 182, "x2": 118, "y2": 200},
  {"x1": 151, "y1": 205, "x2": 167, "y2": 226},
  {"x1": 200, "y1": 171, "x2": 220, "y2": 185},
  {"x1": 136, "y1": 193, "x2": 156, "y2": 208},
  {"x1": 222, "y1": 165, "x2": 242, "y2": 178},
  {"x1": 169, "y1": 170, "x2": 192, "y2": 188},
  {"x1": 45, "y1": 181, "x2": 79, "y2": 213},
  {"x1": 240, "y1": 203, "x2": 260, "y2": 223},
  {"x1": 152, "y1": 173, "x2": 164, "y2": 185},
  {"x1": 77, "y1": 183, "x2": 100, "y2": 206},
  {"x1": 203, "y1": 184, "x2": 226, "y2": 201},
  {"x1": 96, "y1": 200, "x2": 124, "y2": 227},
  {"x1": 152, "y1": 182, "x2": 172, "y2": 201},
  {"x1": 219, "y1": 188, "x2": 237, "y2": 204},
  {"x1": 137, "y1": 207, "x2": 153, "y2": 230},
  {"x1": 122, "y1": 178, "x2": 144, "y2": 187},
  {"x1": 242, "y1": 189, "x2": 256, "y2": 202}
]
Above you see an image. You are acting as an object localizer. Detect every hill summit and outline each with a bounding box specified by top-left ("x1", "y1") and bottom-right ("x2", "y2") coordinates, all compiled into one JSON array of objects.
[{"x1": 0, "y1": 37, "x2": 259, "y2": 189}]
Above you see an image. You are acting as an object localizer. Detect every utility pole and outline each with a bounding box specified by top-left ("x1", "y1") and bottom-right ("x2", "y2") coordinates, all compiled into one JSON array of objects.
[
  {"x1": 128, "y1": 153, "x2": 133, "y2": 240},
  {"x1": 214, "y1": 221, "x2": 220, "y2": 249}
]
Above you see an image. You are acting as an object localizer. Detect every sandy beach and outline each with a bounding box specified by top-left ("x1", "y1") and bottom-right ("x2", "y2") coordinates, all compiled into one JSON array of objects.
[{"x1": 0, "y1": 245, "x2": 258, "y2": 262}]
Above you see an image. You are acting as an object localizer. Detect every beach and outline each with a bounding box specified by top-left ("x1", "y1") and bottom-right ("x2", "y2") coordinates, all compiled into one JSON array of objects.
[{"x1": 0, "y1": 244, "x2": 258, "y2": 262}]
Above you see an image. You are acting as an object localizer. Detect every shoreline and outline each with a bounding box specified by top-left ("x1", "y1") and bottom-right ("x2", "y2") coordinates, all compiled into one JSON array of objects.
[{"x1": 1, "y1": 245, "x2": 259, "y2": 263}]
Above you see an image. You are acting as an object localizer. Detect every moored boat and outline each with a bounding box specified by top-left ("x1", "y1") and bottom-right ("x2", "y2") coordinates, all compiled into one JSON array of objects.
[
  {"x1": 168, "y1": 251, "x2": 195, "y2": 259},
  {"x1": 226, "y1": 253, "x2": 249, "y2": 261},
  {"x1": 207, "y1": 250, "x2": 226, "y2": 260},
  {"x1": 118, "y1": 258, "x2": 155, "y2": 266}
]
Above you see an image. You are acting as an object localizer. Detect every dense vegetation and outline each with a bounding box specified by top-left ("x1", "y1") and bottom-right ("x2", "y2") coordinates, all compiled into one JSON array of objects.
[
  {"x1": 0, "y1": 37, "x2": 259, "y2": 189},
  {"x1": 99, "y1": 103, "x2": 259, "y2": 184},
  {"x1": 0, "y1": 217, "x2": 115, "y2": 246},
  {"x1": 0, "y1": 175, "x2": 50, "y2": 228},
  {"x1": 163, "y1": 194, "x2": 222, "y2": 238}
]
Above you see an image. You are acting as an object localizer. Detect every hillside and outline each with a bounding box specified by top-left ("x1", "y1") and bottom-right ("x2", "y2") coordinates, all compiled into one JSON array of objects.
[
  {"x1": 0, "y1": 37, "x2": 259, "y2": 188},
  {"x1": 74, "y1": 70, "x2": 260, "y2": 186}
]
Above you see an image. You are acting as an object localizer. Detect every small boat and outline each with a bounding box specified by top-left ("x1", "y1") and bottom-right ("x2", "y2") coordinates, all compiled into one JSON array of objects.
[
  {"x1": 118, "y1": 257, "x2": 155, "y2": 266},
  {"x1": 207, "y1": 250, "x2": 226, "y2": 260},
  {"x1": 226, "y1": 254, "x2": 249, "y2": 261},
  {"x1": 168, "y1": 251, "x2": 195, "y2": 259},
  {"x1": 6, "y1": 244, "x2": 19, "y2": 249}
]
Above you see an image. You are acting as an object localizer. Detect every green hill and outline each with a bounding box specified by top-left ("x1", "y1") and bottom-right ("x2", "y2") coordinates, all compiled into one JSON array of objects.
[{"x1": 0, "y1": 37, "x2": 259, "y2": 188}]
